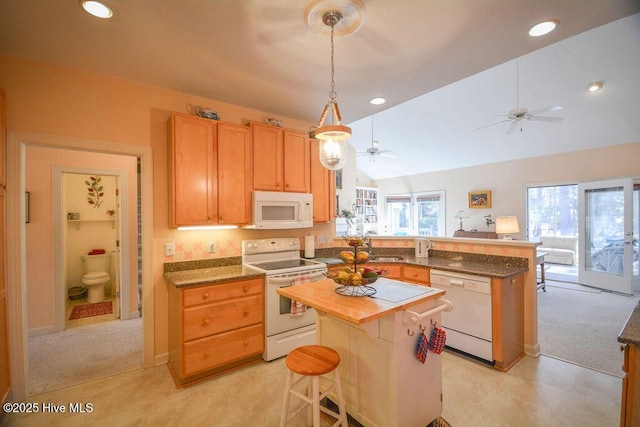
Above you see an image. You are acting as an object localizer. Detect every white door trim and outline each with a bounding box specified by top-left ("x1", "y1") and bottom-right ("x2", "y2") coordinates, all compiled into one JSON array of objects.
[
  {"x1": 52, "y1": 166, "x2": 131, "y2": 332},
  {"x1": 6, "y1": 131, "x2": 154, "y2": 401}
]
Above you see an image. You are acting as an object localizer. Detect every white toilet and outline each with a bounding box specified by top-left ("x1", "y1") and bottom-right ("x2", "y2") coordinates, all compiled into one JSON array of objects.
[{"x1": 81, "y1": 253, "x2": 111, "y2": 303}]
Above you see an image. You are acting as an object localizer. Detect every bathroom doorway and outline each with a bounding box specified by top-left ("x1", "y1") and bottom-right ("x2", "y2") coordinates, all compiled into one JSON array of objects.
[
  {"x1": 60, "y1": 171, "x2": 121, "y2": 329},
  {"x1": 23, "y1": 146, "x2": 142, "y2": 394}
]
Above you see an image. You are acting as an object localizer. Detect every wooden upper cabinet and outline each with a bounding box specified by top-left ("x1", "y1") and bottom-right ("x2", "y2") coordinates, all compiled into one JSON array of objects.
[
  {"x1": 310, "y1": 139, "x2": 336, "y2": 222},
  {"x1": 282, "y1": 129, "x2": 310, "y2": 193},
  {"x1": 251, "y1": 123, "x2": 310, "y2": 193},
  {"x1": 217, "y1": 123, "x2": 251, "y2": 225},
  {"x1": 169, "y1": 114, "x2": 218, "y2": 227},
  {"x1": 251, "y1": 123, "x2": 283, "y2": 191}
]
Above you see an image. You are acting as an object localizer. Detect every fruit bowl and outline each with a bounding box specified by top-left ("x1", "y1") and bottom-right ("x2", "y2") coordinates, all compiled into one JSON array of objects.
[
  {"x1": 343, "y1": 235, "x2": 366, "y2": 247},
  {"x1": 338, "y1": 250, "x2": 369, "y2": 264},
  {"x1": 326, "y1": 267, "x2": 388, "y2": 286}
]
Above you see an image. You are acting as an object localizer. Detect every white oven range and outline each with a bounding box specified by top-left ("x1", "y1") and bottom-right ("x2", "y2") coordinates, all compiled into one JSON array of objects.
[{"x1": 242, "y1": 238, "x2": 327, "y2": 361}]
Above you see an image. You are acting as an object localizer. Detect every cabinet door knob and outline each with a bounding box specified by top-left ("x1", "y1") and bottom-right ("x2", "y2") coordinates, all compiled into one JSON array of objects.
[
  {"x1": 202, "y1": 292, "x2": 209, "y2": 300},
  {"x1": 243, "y1": 340, "x2": 249, "y2": 346},
  {"x1": 243, "y1": 309, "x2": 249, "y2": 317},
  {"x1": 202, "y1": 318, "x2": 210, "y2": 327},
  {"x1": 243, "y1": 286, "x2": 249, "y2": 293},
  {"x1": 203, "y1": 352, "x2": 210, "y2": 359}
]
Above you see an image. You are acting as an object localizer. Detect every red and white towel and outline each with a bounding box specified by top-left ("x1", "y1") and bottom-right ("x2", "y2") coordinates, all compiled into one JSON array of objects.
[{"x1": 290, "y1": 275, "x2": 310, "y2": 316}]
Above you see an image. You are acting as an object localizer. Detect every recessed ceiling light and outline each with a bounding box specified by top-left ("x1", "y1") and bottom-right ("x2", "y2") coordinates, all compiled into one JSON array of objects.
[
  {"x1": 588, "y1": 81, "x2": 603, "y2": 92},
  {"x1": 528, "y1": 20, "x2": 558, "y2": 37},
  {"x1": 369, "y1": 97, "x2": 386, "y2": 105},
  {"x1": 82, "y1": 1, "x2": 113, "y2": 19}
]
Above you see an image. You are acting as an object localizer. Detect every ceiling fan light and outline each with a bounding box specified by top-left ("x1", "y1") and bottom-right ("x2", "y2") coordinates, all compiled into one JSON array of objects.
[
  {"x1": 528, "y1": 20, "x2": 558, "y2": 37},
  {"x1": 588, "y1": 81, "x2": 603, "y2": 92}
]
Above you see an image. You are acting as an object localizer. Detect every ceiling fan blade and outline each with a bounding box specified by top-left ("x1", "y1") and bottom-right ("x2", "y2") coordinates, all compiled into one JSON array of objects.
[
  {"x1": 506, "y1": 120, "x2": 519, "y2": 135},
  {"x1": 528, "y1": 116, "x2": 564, "y2": 123},
  {"x1": 473, "y1": 119, "x2": 511, "y2": 132},
  {"x1": 380, "y1": 152, "x2": 397, "y2": 158},
  {"x1": 528, "y1": 105, "x2": 562, "y2": 116}
]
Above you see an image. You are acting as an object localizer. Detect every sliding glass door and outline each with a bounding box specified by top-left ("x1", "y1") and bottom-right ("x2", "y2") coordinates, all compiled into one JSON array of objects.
[{"x1": 578, "y1": 179, "x2": 637, "y2": 294}]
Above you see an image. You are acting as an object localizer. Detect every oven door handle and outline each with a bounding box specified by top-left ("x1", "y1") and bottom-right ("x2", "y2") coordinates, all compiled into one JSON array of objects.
[{"x1": 268, "y1": 271, "x2": 327, "y2": 284}]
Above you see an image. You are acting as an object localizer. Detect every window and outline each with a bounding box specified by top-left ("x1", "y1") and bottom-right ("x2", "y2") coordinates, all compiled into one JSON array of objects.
[
  {"x1": 384, "y1": 191, "x2": 445, "y2": 236},
  {"x1": 527, "y1": 184, "x2": 578, "y2": 240}
]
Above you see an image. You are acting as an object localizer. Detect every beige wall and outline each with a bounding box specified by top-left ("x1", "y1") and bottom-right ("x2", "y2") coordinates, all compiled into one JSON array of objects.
[{"x1": 375, "y1": 143, "x2": 640, "y2": 237}]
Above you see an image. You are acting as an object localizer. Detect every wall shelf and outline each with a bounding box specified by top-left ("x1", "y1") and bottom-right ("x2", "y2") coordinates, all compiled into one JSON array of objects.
[{"x1": 67, "y1": 219, "x2": 116, "y2": 230}]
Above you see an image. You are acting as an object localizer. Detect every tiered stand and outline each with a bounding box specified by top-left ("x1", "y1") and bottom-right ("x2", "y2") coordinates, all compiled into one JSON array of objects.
[{"x1": 332, "y1": 238, "x2": 377, "y2": 297}]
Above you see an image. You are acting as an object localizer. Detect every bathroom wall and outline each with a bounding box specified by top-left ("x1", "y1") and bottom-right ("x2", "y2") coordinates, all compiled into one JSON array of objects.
[{"x1": 64, "y1": 173, "x2": 118, "y2": 296}]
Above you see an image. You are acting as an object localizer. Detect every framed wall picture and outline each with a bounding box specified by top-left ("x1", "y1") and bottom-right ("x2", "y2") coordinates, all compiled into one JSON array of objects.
[{"x1": 468, "y1": 190, "x2": 491, "y2": 209}]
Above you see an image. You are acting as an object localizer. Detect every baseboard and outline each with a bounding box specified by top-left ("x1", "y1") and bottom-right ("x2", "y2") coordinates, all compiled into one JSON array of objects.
[
  {"x1": 524, "y1": 343, "x2": 540, "y2": 357},
  {"x1": 28, "y1": 325, "x2": 57, "y2": 337},
  {"x1": 155, "y1": 352, "x2": 169, "y2": 366}
]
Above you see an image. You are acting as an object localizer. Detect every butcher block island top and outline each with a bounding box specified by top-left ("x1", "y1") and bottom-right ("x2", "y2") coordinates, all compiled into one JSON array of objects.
[{"x1": 277, "y1": 277, "x2": 446, "y2": 325}]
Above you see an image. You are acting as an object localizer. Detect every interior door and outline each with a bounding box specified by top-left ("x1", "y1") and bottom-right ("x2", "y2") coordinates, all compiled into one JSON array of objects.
[{"x1": 578, "y1": 178, "x2": 636, "y2": 294}]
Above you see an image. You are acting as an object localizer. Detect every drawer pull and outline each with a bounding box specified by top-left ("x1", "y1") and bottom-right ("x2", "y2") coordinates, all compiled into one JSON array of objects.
[
  {"x1": 202, "y1": 318, "x2": 210, "y2": 327},
  {"x1": 243, "y1": 309, "x2": 249, "y2": 317},
  {"x1": 243, "y1": 286, "x2": 249, "y2": 293},
  {"x1": 244, "y1": 340, "x2": 249, "y2": 346},
  {"x1": 202, "y1": 292, "x2": 209, "y2": 300},
  {"x1": 203, "y1": 352, "x2": 210, "y2": 359}
]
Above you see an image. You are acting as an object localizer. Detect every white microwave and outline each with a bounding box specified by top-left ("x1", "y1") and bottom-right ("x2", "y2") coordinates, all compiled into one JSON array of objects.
[{"x1": 252, "y1": 191, "x2": 313, "y2": 229}]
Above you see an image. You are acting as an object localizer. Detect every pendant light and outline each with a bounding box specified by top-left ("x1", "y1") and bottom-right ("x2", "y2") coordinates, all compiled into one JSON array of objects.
[{"x1": 315, "y1": 10, "x2": 350, "y2": 170}]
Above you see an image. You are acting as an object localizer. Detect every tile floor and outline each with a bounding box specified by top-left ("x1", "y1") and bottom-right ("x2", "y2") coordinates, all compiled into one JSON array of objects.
[{"x1": 0, "y1": 350, "x2": 621, "y2": 426}]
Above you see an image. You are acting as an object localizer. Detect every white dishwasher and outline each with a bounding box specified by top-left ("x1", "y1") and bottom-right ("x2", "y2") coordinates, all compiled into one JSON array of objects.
[{"x1": 430, "y1": 269, "x2": 493, "y2": 363}]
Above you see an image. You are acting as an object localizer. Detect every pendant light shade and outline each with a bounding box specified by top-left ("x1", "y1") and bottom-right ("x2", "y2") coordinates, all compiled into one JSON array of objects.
[{"x1": 315, "y1": 10, "x2": 351, "y2": 170}]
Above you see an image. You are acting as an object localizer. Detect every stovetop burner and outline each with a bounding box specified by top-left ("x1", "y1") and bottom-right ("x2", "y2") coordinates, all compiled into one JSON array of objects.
[{"x1": 248, "y1": 258, "x2": 322, "y2": 271}]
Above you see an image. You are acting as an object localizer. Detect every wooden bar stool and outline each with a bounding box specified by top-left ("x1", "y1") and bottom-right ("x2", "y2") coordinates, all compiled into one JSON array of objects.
[{"x1": 280, "y1": 345, "x2": 347, "y2": 427}]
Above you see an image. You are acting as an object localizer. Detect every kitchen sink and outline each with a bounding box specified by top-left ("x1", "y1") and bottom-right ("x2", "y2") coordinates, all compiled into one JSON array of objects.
[{"x1": 370, "y1": 256, "x2": 404, "y2": 262}]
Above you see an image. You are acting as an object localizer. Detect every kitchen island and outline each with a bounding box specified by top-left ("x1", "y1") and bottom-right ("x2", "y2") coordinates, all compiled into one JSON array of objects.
[{"x1": 278, "y1": 277, "x2": 450, "y2": 427}]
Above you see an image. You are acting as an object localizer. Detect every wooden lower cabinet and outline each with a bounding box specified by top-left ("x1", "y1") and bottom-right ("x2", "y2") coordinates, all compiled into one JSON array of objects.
[
  {"x1": 167, "y1": 277, "x2": 264, "y2": 387},
  {"x1": 491, "y1": 274, "x2": 525, "y2": 371},
  {"x1": 403, "y1": 265, "x2": 429, "y2": 285},
  {"x1": 621, "y1": 343, "x2": 640, "y2": 426}
]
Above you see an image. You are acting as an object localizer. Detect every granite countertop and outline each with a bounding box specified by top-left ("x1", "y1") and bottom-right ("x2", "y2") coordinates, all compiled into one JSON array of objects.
[
  {"x1": 314, "y1": 253, "x2": 528, "y2": 279},
  {"x1": 618, "y1": 301, "x2": 640, "y2": 346},
  {"x1": 164, "y1": 265, "x2": 264, "y2": 288},
  {"x1": 164, "y1": 249, "x2": 528, "y2": 289}
]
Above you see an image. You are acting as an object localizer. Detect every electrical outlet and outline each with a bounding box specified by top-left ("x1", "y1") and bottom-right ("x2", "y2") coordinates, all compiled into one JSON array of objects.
[
  {"x1": 208, "y1": 241, "x2": 215, "y2": 253},
  {"x1": 165, "y1": 242, "x2": 175, "y2": 257}
]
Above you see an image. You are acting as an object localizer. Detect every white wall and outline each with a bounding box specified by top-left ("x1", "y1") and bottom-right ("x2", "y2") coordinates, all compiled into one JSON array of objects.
[{"x1": 374, "y1": 142, "x2": 640, "y2": 239}]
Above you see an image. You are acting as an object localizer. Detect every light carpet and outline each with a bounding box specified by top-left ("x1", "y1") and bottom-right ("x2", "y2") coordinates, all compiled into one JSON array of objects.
[
  {"x1": 28, "y1": 317, "x2": 143, "y2": 395},
  {"x1": 538, "y1": 280, "x2": 639, "y2": 377}
]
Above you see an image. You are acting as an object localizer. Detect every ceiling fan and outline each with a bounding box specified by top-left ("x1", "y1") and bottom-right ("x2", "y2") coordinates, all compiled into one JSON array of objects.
[
  {"x1": 357, "y1": 116, "x2": 396, "y2": 161},
  {"x1": 474, "y1": 59, "x2": 564, "y2": 134}
]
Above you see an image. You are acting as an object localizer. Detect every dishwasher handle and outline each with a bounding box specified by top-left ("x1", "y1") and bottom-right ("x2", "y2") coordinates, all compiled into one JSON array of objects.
[{"x1": 403, "y1": 299, "x2": 453, "y2": 326}]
